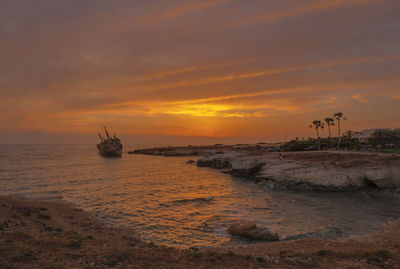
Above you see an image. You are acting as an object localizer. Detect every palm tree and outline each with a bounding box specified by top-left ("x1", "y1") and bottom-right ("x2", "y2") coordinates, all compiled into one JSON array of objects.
[
  {"x1": 333, "y1": 112, "x2": 347, "y2": 150},
  {"x1": 309, "y1": 120, "x2": 324, "y2": 150},
  {"x1": 324, "y1": 117, "x2": 335, "y2": 149}
]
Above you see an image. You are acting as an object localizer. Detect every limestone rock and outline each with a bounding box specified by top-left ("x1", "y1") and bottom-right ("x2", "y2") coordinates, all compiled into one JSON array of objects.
[
  {"x1": 196, "y1": 152, "x2": 238, "y2": 169},
  {"x1": 196, "y1": 151, "x2": 400, "y2": 191}
]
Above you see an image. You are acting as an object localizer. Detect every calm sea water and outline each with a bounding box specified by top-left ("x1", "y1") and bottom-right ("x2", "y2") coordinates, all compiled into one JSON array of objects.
[{"x1": 1, "y1": 144, "x2": 400, "y2": 248}]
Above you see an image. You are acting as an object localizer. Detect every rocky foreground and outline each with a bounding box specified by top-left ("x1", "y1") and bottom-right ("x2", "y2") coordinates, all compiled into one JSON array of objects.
[
  {"x1": 0, "y1": 196, "x2": 261, "y2": 269},
  {"x1": 1, "y1": 196, "x2": 400, "y2": 268}
]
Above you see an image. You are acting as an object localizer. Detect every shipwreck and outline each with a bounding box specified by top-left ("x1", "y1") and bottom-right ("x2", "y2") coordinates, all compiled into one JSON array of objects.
[{"x1": 97, "y1": 127, "x2": 123, "y2": 157}]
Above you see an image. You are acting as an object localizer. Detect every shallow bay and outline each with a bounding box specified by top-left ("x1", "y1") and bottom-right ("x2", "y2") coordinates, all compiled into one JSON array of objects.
[{"x1": 1, "y1": 144, "x2": 400, "y2": 248}]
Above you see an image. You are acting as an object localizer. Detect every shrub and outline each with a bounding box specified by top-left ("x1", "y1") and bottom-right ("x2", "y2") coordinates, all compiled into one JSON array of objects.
[
  {"x1": 68, "y1": 239, "x2": 81, "y2": 248},
  {"x1": 12, "y1": 251, "x2": 36, "y2": 262},
  {"x1": 315, "y1": 250, "x2": 334, "y2": 256},
  {"x1": 366, "y1": 255, "x2": 383, "y2": 265},
  {"x1": 37, "y1": 213, "x2": 50, "y2": 220},
  {"x1": 226, "y1": 251, "x2": 235, "y2": 257},
  {"x1": 245, "y1": 255, "x2": 253, "y2": 261},
  {"x1": 256, "y1": 257, "x2": 267, "y2": 263},
  {"x1": 374, "y1": 250, "x2": 391, "y2": 260}
]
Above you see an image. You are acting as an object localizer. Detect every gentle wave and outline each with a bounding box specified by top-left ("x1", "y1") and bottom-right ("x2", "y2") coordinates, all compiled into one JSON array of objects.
[{"x1": 2, "y1": 144, "x2": 400, "y2": 248}]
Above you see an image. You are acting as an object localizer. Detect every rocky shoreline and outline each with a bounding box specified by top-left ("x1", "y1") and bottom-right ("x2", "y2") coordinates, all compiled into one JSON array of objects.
[
  {"x1": 131, "y1": 145, "x2": 400, "y2": 192},
  {"x1": 128, "y1": 144, "x2": 232, "y2": 156},
  {"x1": 1, "y1": 196, "x2": 400, "y2": 268},
  {"x1": 3, "y1": 146, "x2": 399, "y2": 267},
  {"x1": 196, "y1": 151, "x2": 400, "y2": 192}
]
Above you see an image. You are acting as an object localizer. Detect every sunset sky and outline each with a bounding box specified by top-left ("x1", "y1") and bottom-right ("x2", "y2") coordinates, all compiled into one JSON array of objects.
[{"x1": 1, "y1": 0, "x2": 399, "y2": 144}]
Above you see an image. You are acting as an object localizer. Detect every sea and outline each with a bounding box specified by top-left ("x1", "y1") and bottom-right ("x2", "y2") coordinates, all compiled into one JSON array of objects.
[{"x1": 1, "y1": 144, "x2": 400, "y2": 248}]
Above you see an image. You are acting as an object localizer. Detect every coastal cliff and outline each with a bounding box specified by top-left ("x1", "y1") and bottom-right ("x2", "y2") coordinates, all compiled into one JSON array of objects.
[{"x1": 197, "y1": 151, "x2": 400, "y2": 191}]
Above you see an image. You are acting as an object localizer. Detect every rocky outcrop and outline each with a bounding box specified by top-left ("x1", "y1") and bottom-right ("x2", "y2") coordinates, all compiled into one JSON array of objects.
[
  {"x1": 228, "y1": 221, "x2": 279, "y2": 241},
  {"x1": 230, "y1": 157, "x2": 267, "y2": 178},
  {"x1": 196, "y1": 152, "x2": 266, "y2": 178},
  {"x1": 196, "y1": 152, "x2": 237, "y2": 169},
  {"x1": 129, "y1": 146, "x2": 228, "y2": 157},
  {"x1": 128, "y1": 144, "x2": 264, "y2": 157},
  {"x1": 197, "y1": 152, "x2": 400, "y2": 191},
  {"x1": 130, "y1": 148, "x2": 200, "y2": 156},
  {"x1": 257, "y1": 161, "x2": 399, "y2": 190}
]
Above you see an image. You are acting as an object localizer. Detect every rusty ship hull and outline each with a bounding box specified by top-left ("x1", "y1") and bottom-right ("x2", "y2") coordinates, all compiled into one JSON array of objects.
[{"x1": 97, "y1": 127, "x2": 123, "y2": 157}]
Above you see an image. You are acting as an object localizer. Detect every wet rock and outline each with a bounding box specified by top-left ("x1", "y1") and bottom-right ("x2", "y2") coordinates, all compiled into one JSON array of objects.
[
  {"x1": 196, "y1": 152, "x2": 237, "y2": 169},
  {"x1": 284, "y1": 227, "x2": 344, "y2": 240},
  {"x1": 197, "y1": 158, "x2": 231, "y2": 169},
  {"x1": 230, "y1": 158, "x2": 266, "y2": 178},
  {"x1": 165, "y1": 150, "x2": 198, "y2": 156},
  {"x1": 228, "y1": 221, "x2": 279, "y2": 241}
]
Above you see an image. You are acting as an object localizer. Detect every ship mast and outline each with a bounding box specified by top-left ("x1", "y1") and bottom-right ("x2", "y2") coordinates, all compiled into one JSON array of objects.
[
  {"x1": 98, "y1": 132, "x2": 104, "y2": 142},
  {"x1": 104, "y1": 126, "x2": 110, "y2": 139}
]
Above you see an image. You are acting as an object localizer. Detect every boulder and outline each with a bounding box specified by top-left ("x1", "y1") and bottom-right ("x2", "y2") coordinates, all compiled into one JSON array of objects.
[
  {"x1": 228, "y1": 221, "x2": 279, "y2": 241},
  {"x1": 230, "y1": 158, "x2": 265, "y2": 178},
  {"x1": 196, "y1": 152, "x2": 238, "y2": 169}
]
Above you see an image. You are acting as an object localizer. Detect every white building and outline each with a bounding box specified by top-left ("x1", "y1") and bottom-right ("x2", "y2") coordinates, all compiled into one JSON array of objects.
[{"x1": 350, "y1": 128, "x2": 391, "y2": 142}]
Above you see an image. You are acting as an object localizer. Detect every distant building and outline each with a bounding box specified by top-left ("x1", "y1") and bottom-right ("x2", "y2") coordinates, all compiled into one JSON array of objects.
[{"x1": 350, "y1": 128, "x2": 391, "y2": 142}]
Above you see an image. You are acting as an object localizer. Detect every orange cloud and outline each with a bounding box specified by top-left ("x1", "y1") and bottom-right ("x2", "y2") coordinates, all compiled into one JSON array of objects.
[
  {"x1": 238, "y1": 0, "x2": 381, "y2": 25},
  {"x1": 377, "y1": 90, "x2": 400, "y2": 100},
  {"x1": 352, "y1": 94, "x2": 369, "y2": 103},
  {"x1": 2, "y1": 0, "x2": 399, "y2": 141},
  {"x1": 136, "y1": 0, "x2": 236, "y2": 23},
  {"x1": 131, "y1": 54, "x2": 400, "y2": 92}
]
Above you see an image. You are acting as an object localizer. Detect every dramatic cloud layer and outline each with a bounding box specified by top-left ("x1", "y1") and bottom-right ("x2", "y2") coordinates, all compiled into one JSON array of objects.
[{"x1": 1, "y1": 0, "x2": 399, "y2": 143}]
